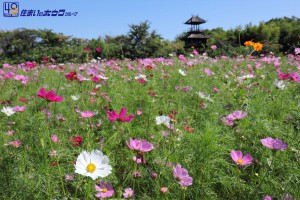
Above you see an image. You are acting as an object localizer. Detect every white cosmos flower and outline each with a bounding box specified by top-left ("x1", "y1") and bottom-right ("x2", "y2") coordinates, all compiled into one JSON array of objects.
[
  {"x1": 178, "y1": 69, "x2": 187, "y2": 76},
  {"x1": 196, "y1": 91, "x2": 213, "y2": 102},
  {"x1": 155, "y1": 115, "x2": 170, "y2": 126},
  {"x1": 99, "y1": 75, "x2": 108, "y2": 80},
  {"x1": 75, "y1": 150, "x2": 112, "y2": 180},
  {"x1": 71, "y1": 95, "x2": 80, "y2": 101},
  {"x1": 273, "y1": 79, "x2": 286, "y2": 90},
  {"x1": 134, "y1": 74, "x2": 148, "y2": 81},
  {"x1": 1, "y1": 106, "x2": 16, "y2": 116}
]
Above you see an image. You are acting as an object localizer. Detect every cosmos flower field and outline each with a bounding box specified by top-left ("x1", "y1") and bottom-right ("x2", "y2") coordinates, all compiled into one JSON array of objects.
[{"x1": 1, "y1": 49, "x2": 300, "y2": 199}]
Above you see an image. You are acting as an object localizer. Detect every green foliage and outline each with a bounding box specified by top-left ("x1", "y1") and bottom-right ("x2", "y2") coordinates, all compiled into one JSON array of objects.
[{"x1": 1, "y1": 16, "x2": 300, "y2": 65}]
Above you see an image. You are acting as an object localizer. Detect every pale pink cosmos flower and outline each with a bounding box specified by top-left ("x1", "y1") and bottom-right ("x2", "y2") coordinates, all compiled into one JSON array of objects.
[
  {"x1": 295, "y1": 47, "x2": 300, "y2": 55},
  {"x1": 6, "y1": 130, "x2": 14, "y2": 136},
  {"x1": 137, "y1": 108, "x2": 143, "y2": 115},
  {"x1": 37, "y1": 88, "x2": 64, "y2": 102},
  {"x1": 95, "y1": 180, "x2": 114, "y2": 199},
  {"x1": 80, "y1": 110, "x2": 95, "y2": 118},
  {"x1": 212, "y1": 86, "x2": 219, "y2": 92},
  {"x1": 127, "y1": 137, "x2": 153, "y2": 152},
  {"x1": 14, "y1": 75, "x2": 28, "y2": 85},
  {"x1": 173, "y1": 164, "x2": 193, "y2": 187},
  {"x1": 107, "y1": 107, "x2": 135, "y2": 122},
  {"x1": 221, "y1": 117, "x2": 234, "y2": 126},
  {"x1": 123, "y1": 188, "x2": 134, "y2": 198},
  {"x1": 230, "y1": 150, "x2": 253, "y2": 166},
  {"x1": 260, "y1": 137, "x2": 288, "y2": 150},
  {"x1": 211, "y1": 45, "x2": 217, "y2": 50},
  {"x1": 133, "y1": 171, "x2": 142, "y2": 178},
  {"x1": 204, "y1": 68, "x2": 214, "y2": 76},
  {"x1": 227, "y1": 110, "x2": 248, "y2": 121},
  {"x1": 5, "y1": 140, "x2": 21, "y2": 148},
  {"x1": 13, "y1": 106, "x2": 26, "y2": 112},
  {"x1": 101, "y1": 92, "x2": 112, "y2": 102}
]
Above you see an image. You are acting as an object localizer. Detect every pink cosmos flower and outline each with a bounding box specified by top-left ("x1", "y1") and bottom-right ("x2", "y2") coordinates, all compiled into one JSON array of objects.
[
  {"x1": 264, "y1": 195, "x2": 272, "y2": 200},
  {"x1": 295, "y1": 47, "x2": 300, "y2": 55},
  {"x1": 37, "y1": 88, "x2": 64, "y2": 102},
  {"x1": 13, "y1": 106, "x2": 26, "y2": 112},
  {"x1": 123, "y1": 188, "x2": 134, "y2": 198},
  {"x1": 230, "y1": 150, "x2": 253, "y2": 166},
  {"x1": 107, "y1": 107, "x2": 135, "y2": 122},
  {"x1": 221, "y1": 117, "x2": 234, "y2": 126},
  {"x1": 127, "y1": 137, "x2": 153, "y2": 152},
  {"x1": 5, "y1": 140, "x2": 21, "y2": 148},
  {"x1": 178, "y1": 54, "x2": 186, "y2": 60},
  {"x1": 260, "y1": 137, "x2": 288, "y2": 150},
  {"x1": 212, "y1": 86, "x2": 219, "y2": 92},
  {"x1": 51, "y1": 134, "x2": 59, "y2": 143},
  {"x1": 211, "y1": 45, "x2": 217, "y2": 50},
  {"x1": 204, "y1": 68, "x2": 214, "y2": 76},
  {"x1": 227, "y1": 110, "x2": 248, "y2": 121},
  {"x1": 291, "y1": 72, "x2": 300, "y2": 82},
  {"x1": 173, "y1": 164, "x2": 193, "y2": 187},
  {"x1": 80, "y1": 110, "x2": 95, "y2": 118},
  {"x1": 26, "y1": 61, "x2": 35, "y2": 68},
  {"x1": 192, "y1": 49, "x2": 199, "y2": 55},
  {"x1": 95, "y1": 180, "x2": 114, "y2": 199}
]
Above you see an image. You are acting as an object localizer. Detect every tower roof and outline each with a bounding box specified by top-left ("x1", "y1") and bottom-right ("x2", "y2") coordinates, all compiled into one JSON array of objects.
[
  {"x1": 184, "y1": 16, "x2": 206, "y2": 25},
  {"x1": 180, "y1": 32, "x2": 210, "y2": 40}
]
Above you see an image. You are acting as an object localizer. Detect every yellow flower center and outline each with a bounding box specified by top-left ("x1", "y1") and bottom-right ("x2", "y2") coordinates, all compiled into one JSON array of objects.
[
  {"x1": 102, "y1": 188, "x2": 107, "y2": 193},
  {"x1": 86, "y1": 163, "x2": 96, "y2": 172},
  {"x1": 237, "y1": 159, "x2": 243, "y2": 164}
]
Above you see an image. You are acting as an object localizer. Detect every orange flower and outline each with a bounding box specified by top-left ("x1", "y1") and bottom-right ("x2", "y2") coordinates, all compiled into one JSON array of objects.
[
  {"x1": 253, "y1": 42, "x2": 263, "y2": 51},
  {"x1": 244, "y1": 40, "x2": 254, "y2": 47}
]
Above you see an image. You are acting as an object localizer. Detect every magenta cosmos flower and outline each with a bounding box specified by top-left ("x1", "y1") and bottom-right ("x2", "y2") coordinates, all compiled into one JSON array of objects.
[
  {"x1": 127, "y1": 137, "x2": 153, "y2": 152},
  {"x1": 230, "y1": 150, "x2": 253, "y2": 166},
  {"x1": 37, "y1": 88, "x2": 64, "y2": 102},
  {"x1": 173, "y1": 164, "x2": 193, "y2": 187},
  {"x1": 106, "y1": 107, "x2": 135, "y2": 122},
  {"x1": 95, "y1": 180, "x2": 114, "y2": 199},
  {"x1": 260, "y1": 137, "x2": 288, "y2": 150}
]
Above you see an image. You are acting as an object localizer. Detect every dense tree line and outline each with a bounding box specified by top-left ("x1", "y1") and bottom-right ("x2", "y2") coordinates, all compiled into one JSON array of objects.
[{"x1": 0, "y1": 16, "x2": 299, "y2": 64}]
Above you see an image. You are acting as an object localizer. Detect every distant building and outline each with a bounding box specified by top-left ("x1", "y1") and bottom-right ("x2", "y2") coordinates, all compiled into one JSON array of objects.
[{"x1": 180, "y1": 16, "x2": 210, "y2": 49}]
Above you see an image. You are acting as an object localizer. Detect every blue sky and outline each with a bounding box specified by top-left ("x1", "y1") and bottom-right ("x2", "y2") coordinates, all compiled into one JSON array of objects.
[{"x1": 1, "y1": 0, "x2": 299, "y2": 40}]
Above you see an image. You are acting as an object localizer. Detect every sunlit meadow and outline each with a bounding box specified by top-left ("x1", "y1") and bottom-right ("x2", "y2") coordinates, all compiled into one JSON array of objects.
[{"x1": 1, "y1": 46, "x2": 300, "y2": 199}]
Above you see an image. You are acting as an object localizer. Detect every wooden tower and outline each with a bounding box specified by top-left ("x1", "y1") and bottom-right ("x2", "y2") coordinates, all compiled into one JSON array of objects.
[{"x1": 180, "y1": 16, "x2": 210, "y2": 49}]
